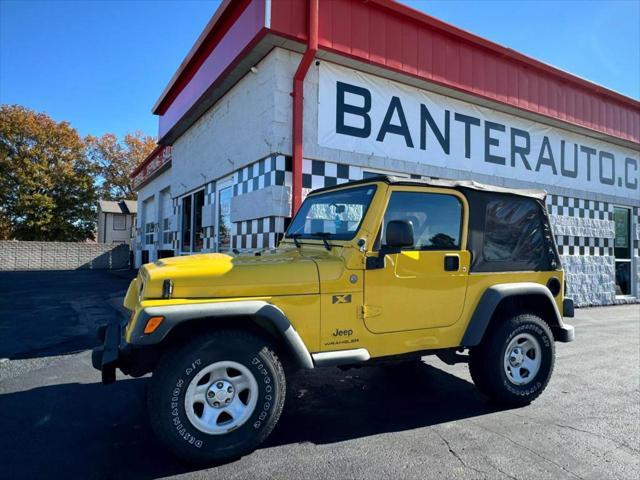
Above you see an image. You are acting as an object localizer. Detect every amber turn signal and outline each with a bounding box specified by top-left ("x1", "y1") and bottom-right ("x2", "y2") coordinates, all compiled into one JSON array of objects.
[{"x1": 143, "y1": 316, "x2": 164, "y2": 334}]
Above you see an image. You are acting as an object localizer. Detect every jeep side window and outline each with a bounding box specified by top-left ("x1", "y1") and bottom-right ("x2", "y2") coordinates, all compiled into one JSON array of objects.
[
  {"x1": 380, "y1": 192, "x2": 462, "y2": 250},
  {"x1": 483, "y1": 198, "x2": 544, "y2": 264}
]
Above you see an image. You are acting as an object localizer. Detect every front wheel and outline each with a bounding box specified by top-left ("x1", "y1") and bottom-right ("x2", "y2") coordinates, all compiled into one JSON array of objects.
[
  {"x1": 148, "y1": 329, "x2": 286, "y2": 464},
  {"x1": 469, "y1": 313, "x2": 555, "y2": 406}
]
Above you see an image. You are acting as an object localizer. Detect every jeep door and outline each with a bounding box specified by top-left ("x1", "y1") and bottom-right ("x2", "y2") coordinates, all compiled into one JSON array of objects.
[{"x1": 363, "y1": 187, "x2": 470, "y2": 333}]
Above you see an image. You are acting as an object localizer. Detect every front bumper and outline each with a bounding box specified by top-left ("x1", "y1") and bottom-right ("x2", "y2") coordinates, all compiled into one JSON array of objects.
[
  {"x1": 92, "y1": 321, "x2": 129, "y2": 385},
  {"x1": 552, "y1": 323, "x2": 575, "y2": 343},
  {"x1": 563, "y1": 298, "x2": 575, "y2": 318},
  {"x1": 552, "y1": 297, "x2": 575, "y2": 343}
]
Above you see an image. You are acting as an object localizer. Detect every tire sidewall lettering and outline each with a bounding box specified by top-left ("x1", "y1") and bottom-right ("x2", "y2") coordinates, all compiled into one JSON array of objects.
[
  {"x1": 250, "y1": 355, "x2": 275, "y2": 431},
  {"x1": 166, "y1": 352, "x2": 277, "y2": 449},
  {"x1": 171, "y1": 359, "x2": 205, "y2": 448}
]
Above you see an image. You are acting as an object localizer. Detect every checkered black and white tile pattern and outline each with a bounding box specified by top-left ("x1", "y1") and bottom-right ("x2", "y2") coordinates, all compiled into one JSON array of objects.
[
  {"x1": 546, "y1": 194, "x2": 615, "y2": 256},
  {"x1": 229, "y1": 157, "x2": 362, "y2": 250},
  {"x1": 553, "y1": 234, "x2": 613, "y2": 257},
  {"x1": 172, "y1": 198, "x2": 180, "y2": 251},
  {"x1": 233, "y1": 217, "x2": 288, "y2": 250},
  {"x1": 302, "y1": 158, "x2": 361, "y2": 191},
  {"x1": 202, "y1": 182, "x2": 216, "y2": 251},
  {"x1": 234, "y1": 155, "x2": 292, "y2": 195},
  {"x1": 546, "y1": 195, "x2": 613, "y2": 220}
]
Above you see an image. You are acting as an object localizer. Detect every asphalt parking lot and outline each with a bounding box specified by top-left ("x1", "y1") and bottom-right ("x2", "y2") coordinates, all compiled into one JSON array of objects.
[{"x1": 0, "y1": 270, "x2": 638, "y2": 480}]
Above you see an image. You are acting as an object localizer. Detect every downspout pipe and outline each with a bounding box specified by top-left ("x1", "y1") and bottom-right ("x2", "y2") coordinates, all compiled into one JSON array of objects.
[{"x1": 291, "y1": 0, "x2": 318, "y2": 215}]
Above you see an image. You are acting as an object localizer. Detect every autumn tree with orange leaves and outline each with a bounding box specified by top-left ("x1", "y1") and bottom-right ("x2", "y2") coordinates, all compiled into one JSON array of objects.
[
  {"x1": 0, "y1": 105, "x2": 97, "y2": 241},
  {"x1": 0, "y1": 104, "x2": 157, "y2": 241},
  {"x1": 86, "y1": 131, "x2": 156, "y2": 201}
]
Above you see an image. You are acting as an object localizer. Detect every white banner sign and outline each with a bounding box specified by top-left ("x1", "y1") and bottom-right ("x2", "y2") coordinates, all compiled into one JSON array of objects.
[{"x1": 318, "y1": 62, "x2": 639, "y2": 197}]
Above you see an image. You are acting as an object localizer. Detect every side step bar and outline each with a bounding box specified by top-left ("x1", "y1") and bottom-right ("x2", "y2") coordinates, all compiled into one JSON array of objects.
[{"x1": 312, "y1": 348, "x2": 370, "y2": 367}]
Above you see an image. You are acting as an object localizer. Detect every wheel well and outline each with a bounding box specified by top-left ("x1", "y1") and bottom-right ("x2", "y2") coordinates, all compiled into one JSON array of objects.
[
  {"x1": 489, "y1": 294, "x2": 560, "y2": 332},
  {"x1": 125, "y1": 316, "x2": 293, "y2": 377}
]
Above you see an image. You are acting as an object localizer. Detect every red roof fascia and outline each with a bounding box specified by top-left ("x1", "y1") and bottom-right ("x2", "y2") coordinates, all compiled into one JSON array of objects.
[
  {"x1": 270, "y1": 0, "x2": 640, "y2": 144},
  {"x1": 130, "y1": 144, "x2": 163, "y2": 178},
  {"x1": 154, "y1": 0, "x2": 640, "y2": 145},
  {"x1": 370, "y1": 0, "x2": 638, "y2": 109},
  {"x1": 153, "y1": 0, "x2": 251, "y2": 115}
]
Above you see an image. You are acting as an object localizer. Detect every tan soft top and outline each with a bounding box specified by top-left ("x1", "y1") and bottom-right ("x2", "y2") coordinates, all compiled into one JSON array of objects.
[{"x1": 313, "y1": 175, "x2": 546, "y2": 200}]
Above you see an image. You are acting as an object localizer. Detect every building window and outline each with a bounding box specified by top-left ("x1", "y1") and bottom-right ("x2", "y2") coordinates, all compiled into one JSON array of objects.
[
  {"x1": 113, "y1": 214, "x2": 126, "y2": 230},
  {"x1": 614, "y1": 206, "x2": 632, "y2": 296},
  {"x1": 162, "y1": 218, "x2": 172, "y2": 245},
  {"x1": 181, "y1": 190, "x2": 205, "y2": 253},
  {"x1": 217, "y1": 186, "x2": 232, "y2": 251},
  {"x1": 145, "y1": 222, "x2": 155, "y2": 245}
]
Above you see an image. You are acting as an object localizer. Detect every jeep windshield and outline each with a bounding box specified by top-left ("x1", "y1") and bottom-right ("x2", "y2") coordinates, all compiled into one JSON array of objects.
[{"x1": 286, "y1": 185, "x2": 377, "y2": 241}]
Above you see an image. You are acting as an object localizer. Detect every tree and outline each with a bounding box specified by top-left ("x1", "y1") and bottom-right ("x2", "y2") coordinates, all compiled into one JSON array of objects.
[
  {"x1": 86, "y1": 131, "x2": 156, "y2": 201},
  {"x1": 0, "y1": 105, "x2": 97, "y2": 241}
]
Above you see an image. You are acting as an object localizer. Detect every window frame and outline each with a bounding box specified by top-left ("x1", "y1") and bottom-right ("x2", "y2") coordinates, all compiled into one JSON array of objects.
[
  {"x1": 179, "y1": 188, "x2": 205, "y2": 254},
  {"x1": 112, "y1": 214, "x2": 126, "y2": 231},
  {"x1": 373, "y1": 186, "x2": 467, "y2": 252},
  {"x1": 482, "y1": 198, "x2": 545, "y2": 265},
  {"x1": 613, "y1": 205, "x2": 634, "y2": 298},
  {"x1": 162, "y1": 217, "x2": 172, "y2": 246},
  {"x1": 285, "y1": 184, "x2": 378, "y2": 242},
  {"x1": 215, "y1": 178, "x2": 234, "y2": 252},
  {"x1": 144, "y1": 222, "x2": 155, "y2": 246}
]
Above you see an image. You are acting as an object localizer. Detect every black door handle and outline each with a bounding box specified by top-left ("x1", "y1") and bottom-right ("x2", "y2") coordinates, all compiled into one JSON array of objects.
[{"x1": 444, "y1": 255, "x2": 459, "y2": 271}]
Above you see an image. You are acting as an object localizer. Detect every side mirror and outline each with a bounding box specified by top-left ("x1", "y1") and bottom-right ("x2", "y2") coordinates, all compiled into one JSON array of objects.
[
  {"x1": 385, "y1": 220, "x2": 414, "y2": 248},
  {"x1": 366, "y1": 220, "x2": 415, "y2": 270}
]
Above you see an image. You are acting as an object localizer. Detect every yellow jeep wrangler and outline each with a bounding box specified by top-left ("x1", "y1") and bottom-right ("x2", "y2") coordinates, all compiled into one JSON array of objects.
[{"x1": 93, "y1": 175, "x2": 574, "y2": 463}]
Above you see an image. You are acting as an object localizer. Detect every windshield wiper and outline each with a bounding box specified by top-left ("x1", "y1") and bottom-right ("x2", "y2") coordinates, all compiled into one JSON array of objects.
[
  {"x1": 311, "y1": 232, "x2": 332, "y2": 251},
  {"x1": 289, "y1": 233, "x2": 302, "y2": 248}
]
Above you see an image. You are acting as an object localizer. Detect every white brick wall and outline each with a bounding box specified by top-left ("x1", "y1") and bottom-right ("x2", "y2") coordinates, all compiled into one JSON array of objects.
[{"x1": 170, "y1": 49, "x2": 285, "y2": 199}]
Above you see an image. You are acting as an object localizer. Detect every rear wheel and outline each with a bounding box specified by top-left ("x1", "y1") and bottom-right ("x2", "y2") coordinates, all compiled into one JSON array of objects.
[
  {"x1": 148, "y1": 329, "x2": 286, "y2": 464},
  {"x1": 469, "y1": 313, "x2": 555, "y2": 406}
]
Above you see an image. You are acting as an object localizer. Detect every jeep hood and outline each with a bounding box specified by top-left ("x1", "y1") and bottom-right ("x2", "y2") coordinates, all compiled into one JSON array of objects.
[{"x1": 138, "y1": 248, "x2": 319, "y2": 299}]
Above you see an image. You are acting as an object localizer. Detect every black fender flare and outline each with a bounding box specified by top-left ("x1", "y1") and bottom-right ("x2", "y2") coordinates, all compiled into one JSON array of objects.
[
  {"x1": 131, "y1": 300, "x2": 314, "y2": 369},
  {"x1": 461, "y1": 282, "x2": 574, "y2": 346}
]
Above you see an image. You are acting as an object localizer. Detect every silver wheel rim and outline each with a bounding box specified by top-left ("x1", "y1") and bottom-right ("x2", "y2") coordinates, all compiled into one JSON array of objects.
[
  {"x1": 503, "y1": 333, "x2": 542, "y2": 386},
  {"x1": 184, "y1": 360, "x2": 258, "y2": 435}
]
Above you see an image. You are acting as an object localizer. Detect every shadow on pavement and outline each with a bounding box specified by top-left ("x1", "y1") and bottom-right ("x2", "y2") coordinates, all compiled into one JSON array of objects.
[
  {"x1": 0, "y1": 361, "x2": 506, "y2": 479},
  {"x1": 0, "y1": 270, "x2": 134, "y2": 360}
]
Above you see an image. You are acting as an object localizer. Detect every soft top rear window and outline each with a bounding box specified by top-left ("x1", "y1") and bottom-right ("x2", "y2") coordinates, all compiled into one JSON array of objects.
[
  {"x1": 464, "y1": 189, "x2": 557, "y2": 272},
  {"x1": 483, "y1": 199, "x2": 544, "y2": 264}
]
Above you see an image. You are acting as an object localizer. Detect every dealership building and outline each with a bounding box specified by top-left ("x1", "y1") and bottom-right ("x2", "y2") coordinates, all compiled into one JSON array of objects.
[{"x1": 132, "y1": 0, "x2": 639, "y2": 307}]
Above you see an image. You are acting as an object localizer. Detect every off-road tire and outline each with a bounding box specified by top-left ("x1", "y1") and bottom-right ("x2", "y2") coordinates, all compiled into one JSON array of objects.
[
  {"x1": 148, "y1": 329, "x2": 286, "y2": 464},
  {"x1": 469, "y1": 313, "x2": 555, "y2": 406}
]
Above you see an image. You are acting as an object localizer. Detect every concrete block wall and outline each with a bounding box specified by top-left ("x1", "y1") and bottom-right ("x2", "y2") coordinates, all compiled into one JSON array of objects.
[
  {"x1": 560, "y1": 255, "x2": 616, "y2": 306},
  {"x1": 0, "y1": 241, "x2": 130, "y2": 271},
  {"x1": 170, "y1": 49, "x2": 284, "y2": 199},
  {"x1": 547, "y1": 196, "x2": 639, "y2": 307}
]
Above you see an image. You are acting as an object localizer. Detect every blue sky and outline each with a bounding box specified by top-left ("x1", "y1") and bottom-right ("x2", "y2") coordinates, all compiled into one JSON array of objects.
[{"x1": 1, "y1": 0, "x2": 638, "y2": 140}]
